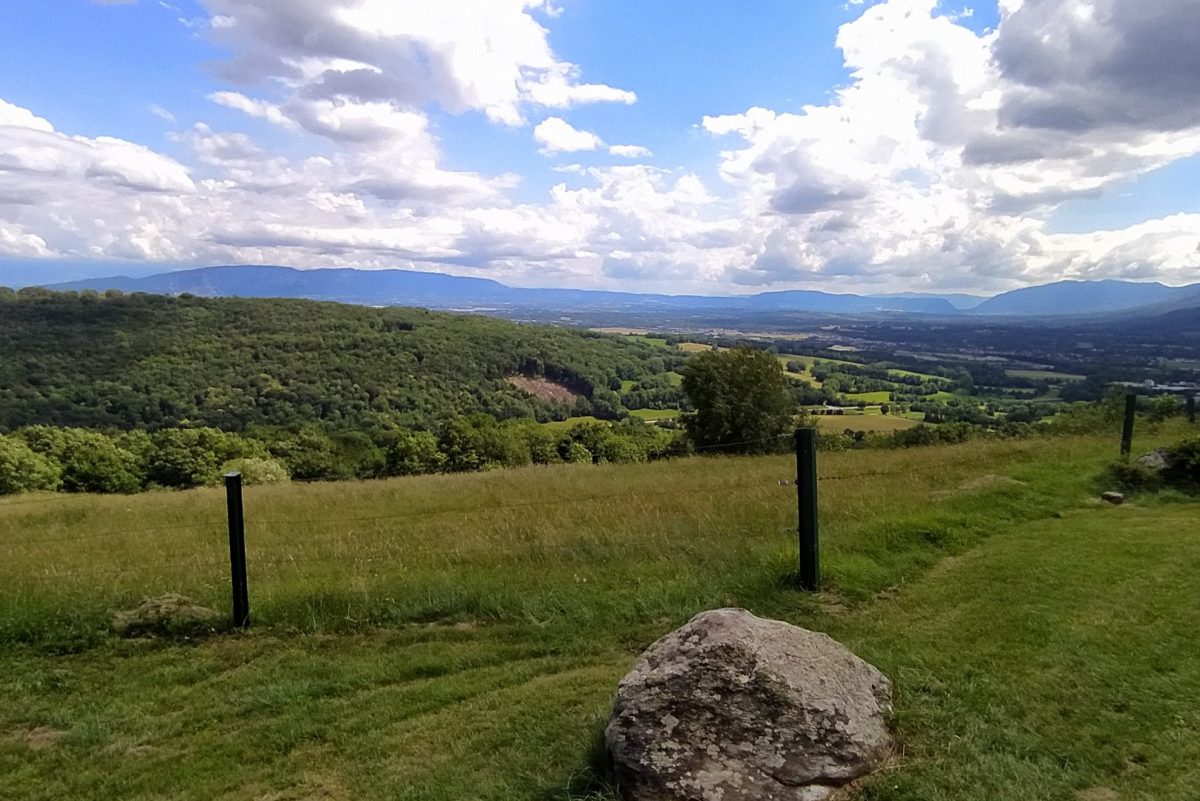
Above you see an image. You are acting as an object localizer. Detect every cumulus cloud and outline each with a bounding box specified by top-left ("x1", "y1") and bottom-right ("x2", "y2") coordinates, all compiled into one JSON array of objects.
[
  {"x1": 6, "y1": 0, "x2": 1200, "y2": 293},
  {"x1": 608, "y1": 144, "x2": 653, "y2": 159},
  {"x1": 533, "y1": 117, "x2": 604, "y2": 154},
  {"x1": 200, "y1": 0, "x2": 635, "y2": 127}
]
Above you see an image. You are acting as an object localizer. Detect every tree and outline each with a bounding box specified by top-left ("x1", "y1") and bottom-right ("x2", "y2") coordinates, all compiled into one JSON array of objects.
[
  {"x1": 18, "y1": 426, "x2": 142, "y2": 493},
  {"x1": 681, "y1": 348, "x2": 797, "y2": 453},
  {"x1": 0, "y1": 435, "x2": 62, "y2": 495}
]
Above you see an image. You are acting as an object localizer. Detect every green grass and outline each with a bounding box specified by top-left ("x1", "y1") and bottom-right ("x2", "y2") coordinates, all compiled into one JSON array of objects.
[
  {"x1": 539, "y1": 415, "x2": 605, "y2": 432},
  {"x1": 838, "y1": 501, "x2": 1200, "y2": 800},
  {"x1": 627, "y1": 408, "x2": 681, "y2": 422},
  {"x1": 1006, "y1": 369, "x2": 1087, "y2": 382},
  {"x1": 887, "y1": 368, "x2": 949, "y2": 382},
  {"x1": 845, "y1": 391, "x2": 894, "y2": 404},
  {"x1": 815, "y1": 414, "x2": 919, "y2": 432},
  {"x1": 1, "y1": 423, "x2": 1196, "y2": 800}
]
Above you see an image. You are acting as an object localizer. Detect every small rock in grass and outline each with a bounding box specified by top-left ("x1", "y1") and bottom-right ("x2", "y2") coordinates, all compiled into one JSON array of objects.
[
  {"x1": 1101, "y1": 491, "x2": 1126, "y2": 505},
  {"x1": 111, "y1": 593, "x2": 222, "y2": 638},
  {"x1": 606, "y1": 608, "x2": 893, "y2": 801}
]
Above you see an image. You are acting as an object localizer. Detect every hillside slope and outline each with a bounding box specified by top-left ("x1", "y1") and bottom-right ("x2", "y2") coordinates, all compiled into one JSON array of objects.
[
  {"x1": 2, "y1": 427, "x2": 1195, "y2": 800},
  {"x1": 0, "y1": 290, "x2": 681, "y2": 432}
]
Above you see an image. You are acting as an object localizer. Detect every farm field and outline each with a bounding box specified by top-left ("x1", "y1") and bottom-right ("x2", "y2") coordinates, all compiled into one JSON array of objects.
[
  {"x1": 814, "y1": 413, "x2": 920, "y2": 432},
  {"x1": 627, "y1": 408, "x2": 681, "y2": 422},
  {"x1": 844, "y1": 390, "x2": 893, "y2": 404},
  {"x1": 2, "y1": 423, "x2": 1196, "y2": 800},
  {"x1": 1006, "y1": 369, "x2": 1087, "y2": 381}
]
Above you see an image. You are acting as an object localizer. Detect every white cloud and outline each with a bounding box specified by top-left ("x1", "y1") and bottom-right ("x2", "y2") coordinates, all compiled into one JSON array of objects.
[
  {"x1": 608, "y1": 144, "x2": 653, "y2": 158},
  {"x1": 5, "y1": 0, "x2": 1200, "y2": 294},
  {"x1": 200, "y1": 0, "x2": 635, "y2": 127},
  {"x1": 533, "y1": 117, "x2": 604, "y2": 154}
]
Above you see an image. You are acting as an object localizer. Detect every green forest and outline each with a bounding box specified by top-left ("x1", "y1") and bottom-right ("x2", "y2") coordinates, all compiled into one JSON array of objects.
[{"x1": 0, "y1": 288, "x2": 684, "y2": 432}]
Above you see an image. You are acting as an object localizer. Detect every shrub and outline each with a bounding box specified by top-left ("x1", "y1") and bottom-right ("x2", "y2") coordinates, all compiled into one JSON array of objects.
[
  {"x1": 1102, "y1": 461, "x2": 1163, "y2": 493},
  {"x1": 0, "y1": 435, "x2": 62, "y2": 494},
  {"x1": 562, "y1": 441, "x2": 593, "y2": 464},
  {"x1": 1147, "y1": 395, "x2": 1181, "y2": 423},
  {"x1": 218, "y1": 457, "x2": 291, "y2": 486},
  {"x1": 17, "y1": 426, "x2": 142, "y2": 493},
  {"x1": 149, "y1": 428, "x2": 267, "y2": 487},
  {"x1": 1164, "y1": 436, "x2": 1200, "y2": 489}
]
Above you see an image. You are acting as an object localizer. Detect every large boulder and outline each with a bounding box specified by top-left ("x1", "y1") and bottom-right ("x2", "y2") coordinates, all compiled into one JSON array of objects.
[{"x1": 606, "y1": 608, "x2": 892, "y2": 801}]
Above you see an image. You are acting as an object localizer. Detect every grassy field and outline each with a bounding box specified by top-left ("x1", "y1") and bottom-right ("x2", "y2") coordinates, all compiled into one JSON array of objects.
[
  {"x1": 627, "y1": 408, "x2": 681, "y2": 422},
  {"x1": 815, "y1": 414, "x2": 920, "y2": 432},
  {"x1": 845, "y1": 391, "x2": 894, "y2": 404},
  {"x1": 2, "y1": 424, "x2": 1197, "y2": 800},
  {"x1": 1007, "y1": 369, "x2": 1087, "y2": 382}
]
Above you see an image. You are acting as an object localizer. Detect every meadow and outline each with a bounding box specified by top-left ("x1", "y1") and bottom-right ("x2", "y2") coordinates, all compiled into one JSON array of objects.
[
  {"x1": 2, "y1": 423, "x2": 1197, "y2": 800},
  {"x1": 815, "y1": 413, "x2": 920, "y2": 432}
]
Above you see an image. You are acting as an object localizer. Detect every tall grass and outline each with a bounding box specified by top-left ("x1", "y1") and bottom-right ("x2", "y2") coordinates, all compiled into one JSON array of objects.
[{"x1": 1, "y1": 429, "x2": 1175, "y2": 649}]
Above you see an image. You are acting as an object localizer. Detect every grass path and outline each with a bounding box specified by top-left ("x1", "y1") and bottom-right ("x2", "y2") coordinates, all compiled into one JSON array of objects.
[{"x1": 837, "y1": 501, "x2": 1200, "y2": 800}]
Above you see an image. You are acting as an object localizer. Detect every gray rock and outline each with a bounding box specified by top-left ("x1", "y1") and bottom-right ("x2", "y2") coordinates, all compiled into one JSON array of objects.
[
  {"x1": 111, "y1": 593, "x2": 222, "y2": 637},
  {"x1": 1135, "y1": 449, "x2": 1173, "y2": 472},
  {"x1": 606, "y1": 608, "x2": 893, "y2": 801},
  {"x1": 1101, "y1": 491, "x2": 1125, "y2": 505}
]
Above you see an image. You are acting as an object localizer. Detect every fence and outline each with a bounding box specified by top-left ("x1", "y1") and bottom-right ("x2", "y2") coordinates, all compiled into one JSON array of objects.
[{"x1": 3, "y1": 403, "x2": 1186, "y2": 631}]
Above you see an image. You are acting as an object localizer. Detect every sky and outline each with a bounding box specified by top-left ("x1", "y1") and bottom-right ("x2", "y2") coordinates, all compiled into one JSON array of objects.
[{"x1": 1, "y1": 0, "x2": 1199, "y2": 295}]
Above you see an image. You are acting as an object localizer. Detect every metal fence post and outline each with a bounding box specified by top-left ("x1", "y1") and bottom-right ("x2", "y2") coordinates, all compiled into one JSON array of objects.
[
  {"x1": 1120, "y1": 393, "x2": 1137, "y2": 461},
  {"x1": 224, "y1": 471, "x2": 250, "y2": 629},
  {"x1": 795, "y1": 428, "x2": 820, "y2": 592}
]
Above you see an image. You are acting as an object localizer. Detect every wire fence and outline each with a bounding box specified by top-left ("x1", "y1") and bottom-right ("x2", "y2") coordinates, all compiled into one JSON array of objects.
[{"x1": 0, "y1": 431, "x2": 968, "y2": 595}]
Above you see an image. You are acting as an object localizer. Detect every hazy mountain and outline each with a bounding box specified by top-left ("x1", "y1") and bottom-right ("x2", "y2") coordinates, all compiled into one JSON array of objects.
[
  {"x1": 47, "y1": 265, "x2": 964, "y2": 315},
  {"x1": 970, "y1": 279, "x2": 1195, "y2": 316},
  {"x1": 869, "y1": 291, "x2": 985, "y2": 310},
  {"x1": 40, "y1": 264, "x2": 1199, "y2": 319}
]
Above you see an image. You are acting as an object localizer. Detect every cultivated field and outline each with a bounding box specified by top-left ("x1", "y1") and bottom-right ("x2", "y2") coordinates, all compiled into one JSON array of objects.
[
  {"x1": 2, "y1": 424, "x2": 1197, "y2": 800},
  {"x1": 814, "y1": 413, "x2": 920, "y2": 432}
]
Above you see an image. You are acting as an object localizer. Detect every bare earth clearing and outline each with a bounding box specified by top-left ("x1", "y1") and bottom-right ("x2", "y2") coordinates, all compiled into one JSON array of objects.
[{"x1": 507, "y1": 375, "x2": 581, "y2": 403}]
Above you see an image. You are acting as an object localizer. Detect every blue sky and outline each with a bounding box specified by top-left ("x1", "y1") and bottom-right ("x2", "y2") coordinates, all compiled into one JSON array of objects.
[{"x1": 1, "y1": 0, "x2": 1198, "y2": 294}]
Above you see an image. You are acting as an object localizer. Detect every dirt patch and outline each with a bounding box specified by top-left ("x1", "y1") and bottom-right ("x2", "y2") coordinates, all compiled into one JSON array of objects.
[
  {"x1": 11, "y1": 725, "x2": 66, "y2": 751},
  {"x1": 507, "y1": 375, "x2": 581, "y2": 403},
  {"x1": 930, "y1": 473, "x2": 1025, "y2": 501}
]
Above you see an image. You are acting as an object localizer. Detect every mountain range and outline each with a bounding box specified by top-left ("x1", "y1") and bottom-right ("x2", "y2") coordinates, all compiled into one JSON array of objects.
[{"x1": 33, "y1": 265, "x2": 1200, "y2": 319}]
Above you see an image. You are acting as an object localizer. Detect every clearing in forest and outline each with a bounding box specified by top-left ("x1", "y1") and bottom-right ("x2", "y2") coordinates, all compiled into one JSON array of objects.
[{"x1": 507, "y1": 375, "x2": 581, "y2": 403}]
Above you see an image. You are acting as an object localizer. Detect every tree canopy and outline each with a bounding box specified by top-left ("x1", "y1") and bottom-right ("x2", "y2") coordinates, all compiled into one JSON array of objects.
[
  {"x1": 681, "y1": 347, "x2": 797, "y2": 453},
  {"x1": 0, "y1": 289, "x2": 684, "y2": 433}
]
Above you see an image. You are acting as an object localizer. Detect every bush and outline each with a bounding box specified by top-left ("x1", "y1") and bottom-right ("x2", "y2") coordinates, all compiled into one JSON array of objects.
[
  {"x1": 1164, "y1": 436, "x2": 1200, "y2": 489},
  {"x1": 17, "y1": 426, "x2": 142, "y2": 493},
  {"x1": 218, "y1": 457, "x2": 291, "y2": 486},
  {"x1": 1147, "y1": 395, "x2": 1181, "y2": 423},
  {"x1": 0, "y1": 435, "x2": 62, "y2": 494},
  {"x1": 1102, "y1": 461, "x2": 1163, "y2": 493},
  {"x1": 149, "y1": 428, "x2": 267, "y2": 487}
]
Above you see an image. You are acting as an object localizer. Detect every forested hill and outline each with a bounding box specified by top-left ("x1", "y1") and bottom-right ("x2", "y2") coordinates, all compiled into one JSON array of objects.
[{"x1": 0, "y1": 289, "x2": 683, "y2": 433}]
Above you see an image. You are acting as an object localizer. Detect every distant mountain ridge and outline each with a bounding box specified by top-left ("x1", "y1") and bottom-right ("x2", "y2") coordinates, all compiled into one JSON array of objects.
[
  {"x1": 970, "y1": 279, "x2": 1197, "y2": 316},
  {"x1": 36, "y1": 265, "x2": 1200, "y2": 319}
]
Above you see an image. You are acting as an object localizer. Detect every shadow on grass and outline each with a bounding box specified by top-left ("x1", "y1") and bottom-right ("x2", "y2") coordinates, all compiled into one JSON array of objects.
[{"x1": 543, "y1": 723, "x2": 622, "y2": 801}]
